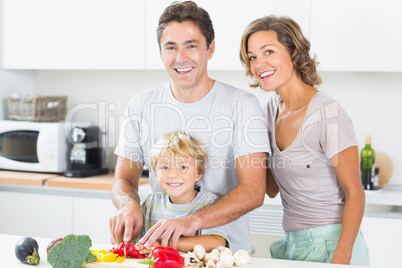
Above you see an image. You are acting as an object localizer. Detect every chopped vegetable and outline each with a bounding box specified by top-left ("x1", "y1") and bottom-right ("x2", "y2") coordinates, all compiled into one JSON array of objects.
[
  {"x1": 46, "y1": 234, "x2": 97, "y2": 268},
  {"x1": 116, "y1": 256, "x2": 125, "y2": 263},
  {"x1": 138, "y1": 246, "x2": 184, "y2": 268},
  {"x1": 91, "y1": 249, "x2": 120, "y2": 262},
  {"x1": 15, "y1": 237, "x2": 40, "y2": 265},
  {"x1": 108, "y1": 242, "x2": 146, "y2": 259}
]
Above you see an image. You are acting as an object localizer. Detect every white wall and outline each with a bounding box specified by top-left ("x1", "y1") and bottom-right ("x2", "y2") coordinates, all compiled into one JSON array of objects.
[{"x1": 34, "y1": 70, "x2": 402, "y2": 186}]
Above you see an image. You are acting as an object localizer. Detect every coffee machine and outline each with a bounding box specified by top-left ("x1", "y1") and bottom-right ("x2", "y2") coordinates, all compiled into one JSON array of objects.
[{"x1": 64, "y1": 126, "x2": 108, "y2": 178}]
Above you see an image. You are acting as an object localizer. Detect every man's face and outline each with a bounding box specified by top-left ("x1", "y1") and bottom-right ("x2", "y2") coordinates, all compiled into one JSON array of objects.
[{"x1": 159, "y1": 21, "x2": 214, "y2": 91}]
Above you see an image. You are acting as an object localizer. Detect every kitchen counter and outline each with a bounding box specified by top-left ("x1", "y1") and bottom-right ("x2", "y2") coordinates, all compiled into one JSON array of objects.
[
  {"x1": 0, "y1": 171, "x2": 148, "y2": 191},
  {"x1": 364, "y1": 185, "x2": 402, "y2": 207},
  {"x1": 47, "y1": 172, "x2": 149, "y2": 190},
  {"x1": 1, "y1": 170, "x2": 401, "y2": 208},
  {"x1": 0, "y1": 171, "x2": 60, "y2": 186},
  {"x1": 0, "y1": 171, "x2": 398, "y2": 267},
  {"x1": 2, "y1": 234, "x2": 367, "y2": 268}
]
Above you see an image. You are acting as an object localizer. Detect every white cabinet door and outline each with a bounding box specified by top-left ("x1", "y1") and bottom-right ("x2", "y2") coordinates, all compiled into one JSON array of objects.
[
  {"x1": 0, "y1": 191, "x2": 72, "y2": 239},
  {"x1": 73, "y1": 196, "x2": 116, "y2": 244},
  {"x1": 145, "y1": 0, "x2": 310, "y2": 70},
  {"x1": 2, "y1": 0, "x2": 145, "y2": 69},
  {"x1": 311, "y1": 0, "x2": 402, "y2": 72},
  {"x1": 360, "y1": 216, "x2": 402, "y2": 267}
]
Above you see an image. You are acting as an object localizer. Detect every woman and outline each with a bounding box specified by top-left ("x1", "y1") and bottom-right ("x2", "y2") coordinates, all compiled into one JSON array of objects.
[{"x1": 239, "y1": 15, "x2": 370, "y2": 266}]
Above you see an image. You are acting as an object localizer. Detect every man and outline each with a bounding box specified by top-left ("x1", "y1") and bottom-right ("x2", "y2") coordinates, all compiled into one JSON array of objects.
[{"x1": 109, "y1": 1, "x2": 270, "y2": 252}]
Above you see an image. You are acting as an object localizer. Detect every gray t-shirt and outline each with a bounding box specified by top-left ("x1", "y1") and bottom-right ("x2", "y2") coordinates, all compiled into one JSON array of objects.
[
  {"x1": 115, "y1": 80, "x2": 270, "y2": 252},
  {"x1": 140, "y1": 187, "x2": 228, "y2": 244},
  {"x1": 266, "y1": 92, "x2": 358, "y2": 232}
]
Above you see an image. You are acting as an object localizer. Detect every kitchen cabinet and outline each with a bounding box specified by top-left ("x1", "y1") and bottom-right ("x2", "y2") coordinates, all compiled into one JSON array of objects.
[
  {"x1": 73, "y1": 196, "x2": 117, "y2": 244},
  {"x1": 360, "y1": 214, "x2": 402, "y2": 267},
  {"x1": 145, "y1": 0, "x2": 311, "y2": 70},
  {"x1": 0, "y1": 188, "x2": 116, "y2": 243},
  {"x1": 0, "y1": 191, "x2": 72, "y2": 238},
  {"x1": 310, "y1": 0, "x2": 402, "y2": 72},
  {"x1": 2, "y1": 0, "x2": 145, "y2": 69}
]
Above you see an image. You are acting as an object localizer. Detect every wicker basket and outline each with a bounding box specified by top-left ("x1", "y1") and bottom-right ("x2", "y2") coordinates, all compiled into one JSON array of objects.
[{"x1": 8, "y1": 95, "x2": 68, "y2": 122}]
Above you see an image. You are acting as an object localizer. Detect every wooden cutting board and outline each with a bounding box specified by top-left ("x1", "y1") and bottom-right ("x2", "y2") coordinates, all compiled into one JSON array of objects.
[
  {"x1": 83, "y1": 258, "x2": 203, "y2": 268},
  {"x1": 83, "y1": 258, "x2": 148, "y2": 267},
  {"x1": 376, "y1": 152, "x2": 393, "y2": 188}
]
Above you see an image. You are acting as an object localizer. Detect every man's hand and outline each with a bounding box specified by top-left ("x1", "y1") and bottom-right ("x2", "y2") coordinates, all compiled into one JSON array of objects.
[
  {"x1": 109, "y1": 203, "x2": 143, "y2": 244},
  {"x1": 139, "y1": 216, "x2": 198, "y2": 249},
  {"x1": 110, "y1": 157, "x2": 144, "y2": 244}
]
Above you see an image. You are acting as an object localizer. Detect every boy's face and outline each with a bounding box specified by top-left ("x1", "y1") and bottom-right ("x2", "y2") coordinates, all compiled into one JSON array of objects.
[{"x1": 155, "y1": 150, "x2": 202, "y2": 204}]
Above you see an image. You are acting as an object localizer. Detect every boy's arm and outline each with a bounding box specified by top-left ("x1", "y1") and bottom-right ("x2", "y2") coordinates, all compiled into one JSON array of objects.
[
  {"x1": 136, "y1": 235, "x2": 226, "y2": 254},
  {"x1": 176, "y1": 235, "x2": 226, "y2": 253},
  {"x1": 139, "y1": 153, "x2": 266, "y2": 249}
]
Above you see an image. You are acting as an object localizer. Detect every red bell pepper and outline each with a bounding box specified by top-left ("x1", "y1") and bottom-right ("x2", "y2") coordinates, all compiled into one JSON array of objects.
[
  {"x1": 138, "y1": 246, "x2": 184, "y2": 268},
  {"x1": 108, "y1": 242, "x2": 146, "y2": 259}
]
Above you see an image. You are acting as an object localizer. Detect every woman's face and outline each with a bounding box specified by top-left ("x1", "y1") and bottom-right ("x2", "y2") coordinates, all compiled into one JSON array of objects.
[{"x1": 247, "y1": 30, "x2": 295, "y2": 92}]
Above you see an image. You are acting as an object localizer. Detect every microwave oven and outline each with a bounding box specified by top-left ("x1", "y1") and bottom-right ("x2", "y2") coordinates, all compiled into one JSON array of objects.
[{"x1": 0, "y1": 120, "x2": 70, "y2": 173}]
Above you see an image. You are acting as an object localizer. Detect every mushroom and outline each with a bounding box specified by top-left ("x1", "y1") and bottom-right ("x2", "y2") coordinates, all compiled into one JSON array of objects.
[
  {"x1": 193, "y1": 244, "x2": 206, "y2": 261},
  {"x1": 211, "y1": 248, "x2": 220, "y2": 256},
  {"x1": 219, "y1": 252, "x2": 234, "y2": 267},
  {"x1": 233, "y1": 250, "x2": 251, "y2": 266},
  {"x1": 204, "y1": 252, "x2": 220, "y2": 265},
  {"x1": 215, "y1": 259, "x2": 226, "y2": 268},
  {"x1": 220, "y1": 247, "x2": 232, "y2": 256},
  {"x1": 183, "y1": 251, "x2": 200, "y2": 266}
]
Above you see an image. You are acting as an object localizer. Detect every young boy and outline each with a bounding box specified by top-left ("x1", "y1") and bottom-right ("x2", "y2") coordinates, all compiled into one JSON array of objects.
[{"x1": 135, "y1": 131, "x2": 228, "y2": 253}]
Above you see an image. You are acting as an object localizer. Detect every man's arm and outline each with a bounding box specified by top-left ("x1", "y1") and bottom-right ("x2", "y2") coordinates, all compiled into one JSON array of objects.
[
  {"x1": 139, "y1": 152, "x2": 267, "y2": 249},
  {"x1": 109, "y1": 156, "x2": 144, "y2": 244}
]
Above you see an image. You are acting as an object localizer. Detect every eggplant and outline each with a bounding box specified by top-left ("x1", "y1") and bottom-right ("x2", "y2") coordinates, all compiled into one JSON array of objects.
[{"x1": 15, "y1": 237, "x2": 40, "y2": 265}]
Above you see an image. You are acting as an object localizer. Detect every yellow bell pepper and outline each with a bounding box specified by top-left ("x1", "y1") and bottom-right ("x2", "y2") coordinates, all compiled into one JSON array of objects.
[{"x1": 91, "y1": 250, "x2": 119, "y2": 262}]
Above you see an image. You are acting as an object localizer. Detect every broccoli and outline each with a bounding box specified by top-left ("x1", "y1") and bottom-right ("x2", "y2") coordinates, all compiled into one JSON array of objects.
[{"x1": 47, "y1": 234, "x2": 97, "y2": 268}]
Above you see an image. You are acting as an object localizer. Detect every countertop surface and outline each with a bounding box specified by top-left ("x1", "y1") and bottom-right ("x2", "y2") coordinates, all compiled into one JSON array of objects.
[
  {"x1": 1, "y1": 170, "x2": 402, "y2": 208},
  {"x1": 3, "y1": 234, "x2": 366, "y2": 268},
  {"x1": 0, "y1": 171, "x2": 148, "y2": 191},
  {"x1": 0, "y1": 170, "x2": 60, "y2": 186}
]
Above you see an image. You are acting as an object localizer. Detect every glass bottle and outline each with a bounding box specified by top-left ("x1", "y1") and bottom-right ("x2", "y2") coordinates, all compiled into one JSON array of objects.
[{"x1": 360, "y1": 135, "x2": 376, "y2": 190}]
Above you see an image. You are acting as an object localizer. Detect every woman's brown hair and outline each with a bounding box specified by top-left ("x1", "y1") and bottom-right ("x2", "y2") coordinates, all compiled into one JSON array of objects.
[{"x1": 240, "y1": 15, "x2": 321, "y2": 88}]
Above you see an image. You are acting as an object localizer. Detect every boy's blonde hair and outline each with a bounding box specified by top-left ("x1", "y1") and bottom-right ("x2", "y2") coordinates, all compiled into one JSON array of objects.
[{"x1": 150, "y1": 131, "x2": 208, "y2": 175}]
